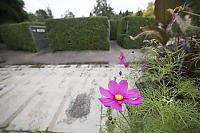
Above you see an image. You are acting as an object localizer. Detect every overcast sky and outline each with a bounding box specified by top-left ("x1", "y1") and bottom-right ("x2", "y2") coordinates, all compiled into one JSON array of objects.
[{"x1": 23, "y1": 0, "x2": 154, "y2": 18}]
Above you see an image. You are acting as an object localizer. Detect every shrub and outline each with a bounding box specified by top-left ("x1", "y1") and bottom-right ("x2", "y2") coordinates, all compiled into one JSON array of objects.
[
  {"x1": 117, "y1": 16, "x2": 157, "y2": 49},
  {"x1": 133, "y1": 46, "x2": 200, "y2": 133},
  {"x1": 46, "y1": 17, "x2": 110, "y2": 51},
  {"x1": 110, "y1": 19, "x2": 119, "y2": 40},
  {"x1": 0, "y1": 22, "x2": 44, "y2": 52}
]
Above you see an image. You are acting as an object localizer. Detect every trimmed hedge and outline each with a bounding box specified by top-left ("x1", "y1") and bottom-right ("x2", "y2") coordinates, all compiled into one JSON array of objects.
[
  {"x1": 110, "y1": 19, "x2": 119, "y2": 40},
  {"x1": 0, "y1": 22, "x2": 44, "y2": 52},
  {"x1": 46, "y1": 17, "x2": 109, "y2": 51},
  {"x1": 117, "y1": 16, "x2": 157, "y2": 49}
]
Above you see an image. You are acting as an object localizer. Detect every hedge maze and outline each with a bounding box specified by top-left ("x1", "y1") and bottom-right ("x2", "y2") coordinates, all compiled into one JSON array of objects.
[
  {"x1": 0, "y1": 16, "x2": 162, "y2": 51},
  {"x1": 0, "y1": 22, "x2": 44, "y2": 52},
  {"x1": 46, "y1": 17, "x2": 110, "y2": 51},
  {"x1": 117, "y1": 16, "x2": 157, "y2": 49}
]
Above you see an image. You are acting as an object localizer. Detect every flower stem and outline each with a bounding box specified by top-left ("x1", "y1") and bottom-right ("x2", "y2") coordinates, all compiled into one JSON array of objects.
[
  {"x1": 119, "y1": 111, "x2": 134, "y2": 132},
  {"x1": 115, "y1": 121, "x2": 128, "y2": 133},
  {"x1": 181, "y1": 10, "x2": 200, "y2": 17}
]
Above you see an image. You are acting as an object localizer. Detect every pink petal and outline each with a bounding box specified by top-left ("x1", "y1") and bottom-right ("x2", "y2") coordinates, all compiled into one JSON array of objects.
[
  {"x1": 99, "y1": 86, "x2": 114, "y2": 98},
  {"x1": 118, "y1": 60, "x2": 123, "y2": 64},
  {"x1": 98, "y1": 98, "x2": 123, "y2": 112},
  {"x1": 110, "y1": 100, "x2": 123, "y2": 112},
  {"x1": 124, "y1": 97, "x2": 144, "y2": 106},
  {"x1": 108, "y1": 80, "x2": 118, "y2": 95},
  {"x1": 126, "y1": 88, "x2": 140, "y2": 98},
  {"x1": 120, "y1": 50, "x2": 125, "y2": 57},
  {"x1": 119, "y1": 80, "x2": 128, "y2": 89},
  {"x1": 117, "y1": 99, "x2": 126, "y2": 104},
  {"x1": 121, "y1": 59, "x2": 128, "y2": 65},
  {"x1": 98, "y1": 98, "x2": 113, "y2": 107},
  {"x1": 118, "y1": 80, "x2": 128, "y2": 95}
]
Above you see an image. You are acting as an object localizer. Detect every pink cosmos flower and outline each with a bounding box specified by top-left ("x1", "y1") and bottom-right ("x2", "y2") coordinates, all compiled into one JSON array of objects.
[
  {"x1": 98, "y1": 80, "x2": 144, "y2": 112},
  {"x1": 117, "y1": 51, "x2": 128, "y2": 64},
  {"x1": 119, "y1": 71, "x2": 122, "y2": 76}
]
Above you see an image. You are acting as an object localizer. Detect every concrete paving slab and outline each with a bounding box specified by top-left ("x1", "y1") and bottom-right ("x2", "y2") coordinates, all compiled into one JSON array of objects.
[
  {"x1": 0, "y1": 65, "x2": 136, "y2": 133},
  {"x1": 0, "y1": 70, "x2": 34, "y2": 98},
  {"x1": 6, "y1": 70, "x2": 68, "y2": 131},
  {"x1": 49, "y1": 68, "x2": 114, "y2": 133},
  {"x1": 0, "y1": 70, "x2": 50, "y2": 127}
]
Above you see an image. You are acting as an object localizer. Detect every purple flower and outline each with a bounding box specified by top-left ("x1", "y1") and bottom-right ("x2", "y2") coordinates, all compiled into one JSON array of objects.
[
  {"x1": 98, "y1": 80, "x2": 144, "y2": 112},
  {"x1": 117, "y1": 51, "x2": 128, "y2": 64},
  {"x1": 119, "y1": 71, "x2": 122, "y2": 76}
]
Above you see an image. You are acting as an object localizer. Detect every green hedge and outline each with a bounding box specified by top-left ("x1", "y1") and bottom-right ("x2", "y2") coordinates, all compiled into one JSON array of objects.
[
  {"x1": 0, "y1": 22, "x2": 44, "y2": 52},
  {"x1": 117, "y1": 16, "x2": 157, "y2": 49},
  {"x1": 46, "y1": 17, "x2": 109, "y2": 51},
  {"x1": 110, "y1": 19, "x2": 119, "y2": 40}
]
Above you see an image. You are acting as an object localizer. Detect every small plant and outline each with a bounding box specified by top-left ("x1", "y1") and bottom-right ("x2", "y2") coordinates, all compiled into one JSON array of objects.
[
  {"x1": 31, "y1": 127, "x2": 50, "y2": 133},
  {"x1": 99, "y1": 51, "x2": 144, "y2": 133}
]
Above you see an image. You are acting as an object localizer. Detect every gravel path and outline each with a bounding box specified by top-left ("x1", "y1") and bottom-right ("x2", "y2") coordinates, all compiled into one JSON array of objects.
[{"x1": 0, "y1": 41, "x2": 146, "y2": 65}]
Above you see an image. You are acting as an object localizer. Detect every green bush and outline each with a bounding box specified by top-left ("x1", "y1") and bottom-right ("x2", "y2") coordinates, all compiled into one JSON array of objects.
[
  {"x1": 46, "y1": 17, "x2": 109, "y2": 51},
  {"x1": 117, "y1": 16, "x2": 157, "y2": 49},
  {"x1": 0, "y1": 22, "x2": 44, "y2": 52},
  {"x1": 110, "y1": 19, "x2": 119, "y2": 40}
]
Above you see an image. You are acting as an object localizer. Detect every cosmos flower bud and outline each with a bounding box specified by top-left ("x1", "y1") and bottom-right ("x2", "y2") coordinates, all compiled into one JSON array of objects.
[
  {"x1": 119, "y1": 71, "x2": 122, "y2": 76},
  {"x1": 108, "y1": 116, "x2": 112, "y2": 120},
  {"x1": 124, "y1": 64, "x2": 129, "y2": 68}
]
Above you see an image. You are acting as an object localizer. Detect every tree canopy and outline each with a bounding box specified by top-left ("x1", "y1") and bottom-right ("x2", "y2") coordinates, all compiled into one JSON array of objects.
[
  {"x1": 0, "y1": 0, "x2": 28, "y2": 23},
  {"x1": 92, "y1": 0, "x2": 114, "y2": 19},
  {"x1": 136, "y1": 10, "x2": 143, "y2": 16},
  {"x1": 61, "y1": 10, "x2": 75, "y2": 18},
  {"x1": 143, "y1": 2, "x2": 154, "y2": 17},
  {"x1": 36, "y1": 9, "x2": 49, "y2": 20},
  {"x1": 28, "y1": 7, "x2": 53, "y2": 22}
]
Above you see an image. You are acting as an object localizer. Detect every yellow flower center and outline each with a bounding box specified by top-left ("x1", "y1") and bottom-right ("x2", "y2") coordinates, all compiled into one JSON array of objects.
[
  {"x1": 120, "y1": 56, "x2": 123, "y2": 60},
  {"x1": 115, "y1": 94, "x2": 123, "y2": 101}
]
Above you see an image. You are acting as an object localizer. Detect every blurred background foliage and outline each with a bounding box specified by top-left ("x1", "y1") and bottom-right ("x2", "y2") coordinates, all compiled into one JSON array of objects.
[{"x1": 0, "y1": 0, "x2": 28, "y2": 23}]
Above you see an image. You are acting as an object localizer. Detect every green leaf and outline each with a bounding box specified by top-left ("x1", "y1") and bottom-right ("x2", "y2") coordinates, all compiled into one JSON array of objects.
[{"x1": 141, "y1": 25, "x2": 169, "y2": 45}]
